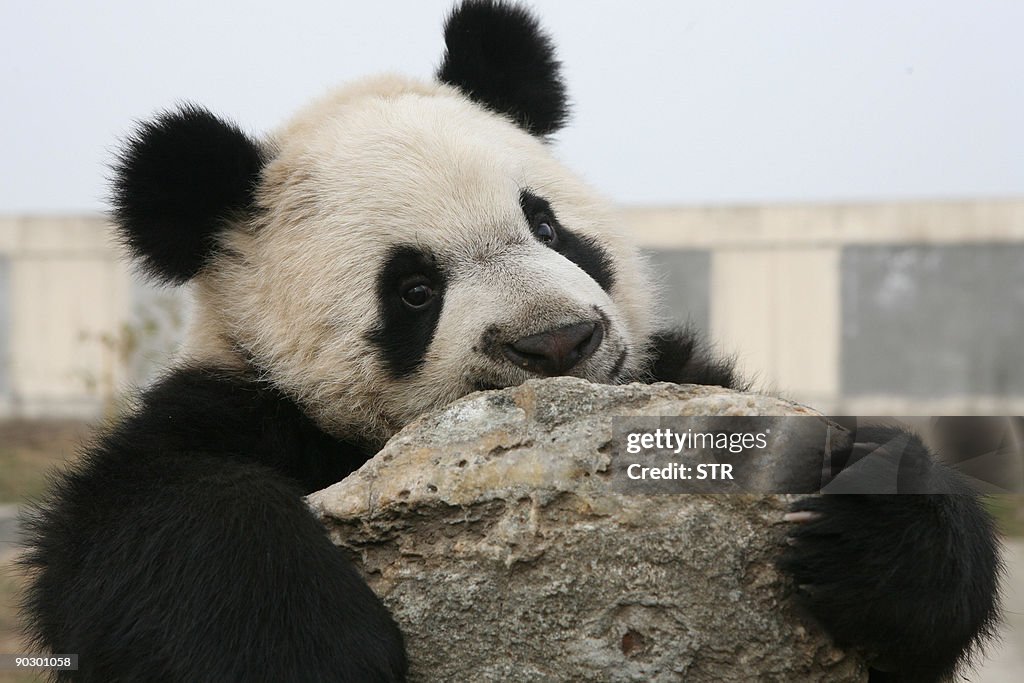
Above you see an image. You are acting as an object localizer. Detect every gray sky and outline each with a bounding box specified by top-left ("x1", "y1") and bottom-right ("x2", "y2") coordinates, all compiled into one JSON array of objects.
[{"x1": 2, "y1": 0, "x2": 1022, "y2": 213}]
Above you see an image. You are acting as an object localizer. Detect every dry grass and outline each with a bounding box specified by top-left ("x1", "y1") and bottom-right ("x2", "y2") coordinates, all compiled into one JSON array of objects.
[
  {"x1": 986, "y1": 494, "x2": 1024, "y2": 537},
  {"x1": 0, "y1": 560, "x2": 42, "y2": 683},
  {"x1": 0, "y1": 419, "x2": 86, "y2": 683},
  {"x1": 0, "y1": 420, "x2": 88, "y2": 505}
]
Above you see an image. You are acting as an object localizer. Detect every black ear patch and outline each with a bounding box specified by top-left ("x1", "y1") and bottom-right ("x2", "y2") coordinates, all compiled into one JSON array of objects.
[
  {"x1": 111, "y1": 105, "x2": 266, "y2": 284},
  {"x1": 437, "y1": 0, "x2": 569, "y2": 136}
]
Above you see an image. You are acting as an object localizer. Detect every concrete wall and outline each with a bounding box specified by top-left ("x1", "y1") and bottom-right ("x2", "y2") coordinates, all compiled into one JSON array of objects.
[
  {"x1": 625, "y1": 199, "x2": 1024, "y2": 415},
  {"x1": 1, "y1": 200, "x2": 1022, "y2": 417},
  {"x1": 0, "y1": 216, "x2": 184, "y2": 417}
]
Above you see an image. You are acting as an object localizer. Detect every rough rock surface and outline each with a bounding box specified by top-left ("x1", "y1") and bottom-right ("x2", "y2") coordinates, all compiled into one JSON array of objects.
[{"x1": 308, "y1": 378, "x2": 866, "y2": 682}]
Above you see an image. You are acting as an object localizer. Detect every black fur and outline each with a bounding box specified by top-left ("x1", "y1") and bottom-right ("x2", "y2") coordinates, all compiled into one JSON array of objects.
[
  {"x1": 780, "y1": 440, "x2": 1002, "y2": 681},
  {"x1": 438, "y1": 0, "x2": 569, "y2": 136},
  {"x1": 520, "y1": 190, "x2": 616, "y2": 292},
  {"x1": 20, "y1": 368, "x2": 406, "y2": 682},
  {"x1": 368, "y1": 246, "x2": 448, "y2": 377},
  {"x1": 646, "y1": 326, "x2": 743, "y2": 389},
  {"x1": 112, "y1": 105, "x2": 266, "y2": 284}
]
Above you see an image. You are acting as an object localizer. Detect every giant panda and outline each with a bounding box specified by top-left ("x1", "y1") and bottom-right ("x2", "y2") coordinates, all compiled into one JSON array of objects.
[{"x1": 21, "y1": 1, "x2": 1000, "y2": 681}]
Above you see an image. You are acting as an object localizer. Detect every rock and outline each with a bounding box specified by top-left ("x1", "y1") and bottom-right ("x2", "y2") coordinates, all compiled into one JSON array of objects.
[{"x1": 308, "y1": 378, "x2": 866, "y2": 682}]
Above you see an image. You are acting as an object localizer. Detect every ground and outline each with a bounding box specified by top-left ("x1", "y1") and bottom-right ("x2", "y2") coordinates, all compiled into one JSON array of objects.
[
  {"x1": 0, "y1": 419, "x2": 1020, "y2": 682},
  {"x1": 0, "y1": 420, "x2": 88, "y2": 683}
]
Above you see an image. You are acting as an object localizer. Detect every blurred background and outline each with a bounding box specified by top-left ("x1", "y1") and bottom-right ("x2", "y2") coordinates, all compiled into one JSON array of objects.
[{"x1": 1, "y1": 1, "x2": 1021, "y2": 680}]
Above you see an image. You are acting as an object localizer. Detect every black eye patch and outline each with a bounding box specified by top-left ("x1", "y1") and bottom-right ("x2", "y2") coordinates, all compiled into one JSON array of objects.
[
  {"x1": 367, "y1": 246, "x2": 447, "y2": 377},
  {"x1": 519, "y1": 190, "x2": 616, "y2": 293}
]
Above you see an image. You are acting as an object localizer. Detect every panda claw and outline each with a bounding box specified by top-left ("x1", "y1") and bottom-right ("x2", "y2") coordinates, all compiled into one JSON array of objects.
[{"x1": 783, "y1": 511, "x2": 822, "y2": 523}]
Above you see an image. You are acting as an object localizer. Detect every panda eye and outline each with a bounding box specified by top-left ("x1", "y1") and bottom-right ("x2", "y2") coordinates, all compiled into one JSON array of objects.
[
  {"x1": 534, "y1": 221, "x2": 557, "y2": 246},
  {"x1": 400, "y1": 278, "x2": 434, "y2": 310}
]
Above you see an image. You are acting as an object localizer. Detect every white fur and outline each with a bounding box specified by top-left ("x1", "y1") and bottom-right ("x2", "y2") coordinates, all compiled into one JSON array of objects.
[{"x1": 187, "y1": 76, "x2": 655, "y2": 445}]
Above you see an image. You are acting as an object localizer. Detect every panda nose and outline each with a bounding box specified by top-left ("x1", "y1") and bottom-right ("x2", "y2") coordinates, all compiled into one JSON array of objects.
[{"x1": 504, "y1": 321, "x2": 604, "y2": 376}]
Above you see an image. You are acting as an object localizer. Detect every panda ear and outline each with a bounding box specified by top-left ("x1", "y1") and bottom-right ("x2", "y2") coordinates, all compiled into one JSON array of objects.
[
  {"x1": 437, "y1": 0, "x2": 569, "y2": 137},
  {"x1": 111, "y1": 104, "x2": 266, "y2": 284}
]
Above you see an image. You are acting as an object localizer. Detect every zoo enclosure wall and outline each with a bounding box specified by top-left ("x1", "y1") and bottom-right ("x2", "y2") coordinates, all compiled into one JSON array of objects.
[{"x1": 0, "y1": 198, "x2": 1022, "y2": 418}]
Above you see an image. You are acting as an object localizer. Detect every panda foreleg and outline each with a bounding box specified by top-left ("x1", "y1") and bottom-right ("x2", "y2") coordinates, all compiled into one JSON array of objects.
[
  {"x1": 644, "y1": 331, "x2": 1001, "y2": 680},
  {"x1": 779, "y1": 427, "x2": 1001, "y2": 682},
  {"x1": 20, "y1": 447, "x2": 407, "y2": 682}
]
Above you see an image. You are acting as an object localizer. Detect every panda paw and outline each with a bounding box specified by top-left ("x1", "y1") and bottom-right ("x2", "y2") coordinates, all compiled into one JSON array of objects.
[{"x1": 778, "y1": 494, "x2": 1000, "y2": 682}]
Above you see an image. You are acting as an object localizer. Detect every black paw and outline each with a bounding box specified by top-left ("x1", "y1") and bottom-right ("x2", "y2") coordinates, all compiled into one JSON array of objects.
[{"x1": 779, "y1": 493, "x2": 1000, "y2": 682}]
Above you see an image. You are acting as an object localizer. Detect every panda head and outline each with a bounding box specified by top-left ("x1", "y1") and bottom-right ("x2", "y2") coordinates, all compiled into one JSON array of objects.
[{"x1": 113, "y1": 0, "x2": 656, "y2": 445}]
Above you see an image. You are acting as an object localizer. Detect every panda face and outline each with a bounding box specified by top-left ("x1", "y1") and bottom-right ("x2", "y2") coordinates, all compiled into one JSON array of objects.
[
  {"x1": 112, "y1": 6, "x2": 659, "y2": 445},
  {"x1": 190, "y1": 78, "x2": 655, "y2": 443}
]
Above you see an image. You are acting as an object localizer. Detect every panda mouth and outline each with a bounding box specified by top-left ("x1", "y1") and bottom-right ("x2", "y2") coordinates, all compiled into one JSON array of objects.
[
  {"x1": 470, "y1": 379, "x2": 506, "y2": 392},
  {"x1": 609, "y1": 347, "x2": 628, "y2": 381},
  {"x1": 466, "y1": 347, "x2": 628, "y2": 394}
]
